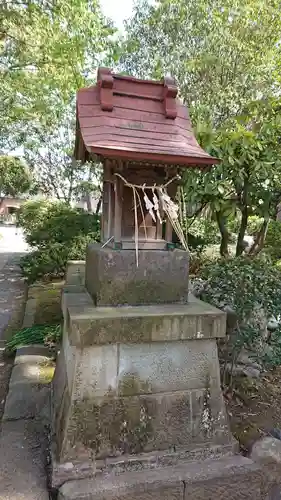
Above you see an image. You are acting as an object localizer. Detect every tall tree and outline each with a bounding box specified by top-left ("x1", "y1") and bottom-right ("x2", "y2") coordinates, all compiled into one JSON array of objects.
[
  {"x1": 0, "y1": 0, "x2": 114, "y2": 148},
  {"x1": 0, "y1": 155, "x2": 31, "y2": 209},
  {"x1": 122, "y1": 0, "x2": 281, "y2": 126},
  {"x1": 23, "y1": 111, "x2": 102, "y2": 206},
  {"x1": 183, "y1": 97, "x2": 281, "y2": 256},
  {"x1": 121, "y1": 0, "x2": 281, "y2": 254}
]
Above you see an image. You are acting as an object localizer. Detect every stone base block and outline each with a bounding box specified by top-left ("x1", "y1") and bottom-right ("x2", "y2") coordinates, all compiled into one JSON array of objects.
[
  {"x1": 65, "y1": 260, "x2": 86, "y2": 287},
  {"x1": 51, "y1": 442, "x2": 237, "y2": 490},
  {"x1": 67, "y1": 293, "x2": 226, "y2": 346},
  {"x1": 52, "y1": 291, "x2": 230, "y2": 467},
  {"x1": 58, "y1": 455, "x2": 269, "y2": 500},
  {"x1": 85, "y1": 243, "x2": 189, "y2": 306}
]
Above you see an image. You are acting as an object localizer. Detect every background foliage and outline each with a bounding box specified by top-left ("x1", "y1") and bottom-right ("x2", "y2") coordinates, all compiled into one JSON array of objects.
[
  {"x1": 122, "y1": 0, "x2": 281, "y2": 125},
  {"x1": 122, "y1": 0, "x2": 281, "y2": 257},
  {"x1": 1, "y1": 0, "x2": 114, "y2": 148},
  {"x1": 0, "y1": 155, "x2": 31, "y2": 198},
  {"x1": 1, "y1": 0, "x2": 111, "y2": 203},
  {"x1": 19, "y1": 201, "x2": 100, "y2": 282},
  {"x1": 201, "y1": 257, "x2": 281, "y2": 376}
]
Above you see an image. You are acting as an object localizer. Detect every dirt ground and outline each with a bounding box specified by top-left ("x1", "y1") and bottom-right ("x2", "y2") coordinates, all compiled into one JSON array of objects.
[{"x1": 226, "y1": 368, "x2": 281, "y2": 453}]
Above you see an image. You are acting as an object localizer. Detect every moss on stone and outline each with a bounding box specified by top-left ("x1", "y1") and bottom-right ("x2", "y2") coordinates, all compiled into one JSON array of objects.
[
  {"x1": 118, "y1": 373, "x2": 152, "y2": 396},
  {"x1": 67, "y1": 393, "x2": 154, "y2": 459},
  {"x1": 39, "y1": 365, "x2": 55, "y2": 383},
  {"x1": 27, "y1": 282, "x2": 63, "y2": 326},
  {"x1": 85, "y1": 245, "x2": 189, "y2": 307},
  {"x1": 96, "y1": 278, "x2": 180, "y2": 307},
  {"x1": 76, "y1": 316, "x2": 171, "y2": 345},
  {"x1": 38, "y1": 360, "x2": 55, "y2": 383}
]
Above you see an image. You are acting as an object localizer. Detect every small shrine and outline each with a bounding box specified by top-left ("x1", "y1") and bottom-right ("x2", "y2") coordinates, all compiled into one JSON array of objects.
[
  {"x1": 74, "y1": 67, "x2": 217, "y2": 252},
  {"x1": 51, "y1": 69, "x2": 266, "y2": 500}
]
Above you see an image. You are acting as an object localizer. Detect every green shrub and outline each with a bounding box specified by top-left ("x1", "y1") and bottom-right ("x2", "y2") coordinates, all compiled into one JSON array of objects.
[
  {"x1": 228, "y1": 216, "x2": 240, "y2": 234},
  {"x1": 260, "y1": 328, "x2": 281, "y2": 368},
  {"x1": 202, "y1": 257, "x2": 281, "y2": 323},
  {"x1": 275, "y1": 259, "x2": 281, "y2": 270},
  {"x1": 246, "y1": 216, "x2": 264, "y2": 236},
  {"x1": 173, "y1": 217, "x2": 220, "y2": 254},
  {"x1": 170, "y1": 224, "x2": 207, "y2": 253},
  {"x1": 5, "y1": 324, "x2": 61, "y2": 354},
  {"x1": 18, "y1": 200, "x2": 53, "y2": 235},
  {"x1": 187, "y1": 232, "x2": 207, "y2": 253},
  {"x1": 189, "y1": 251, "x2": 213, "y2": 275},
  {"x1": 188, "y1": 217, "x2": 220, "y2": 246},
  {"x1": 21, "y1": 201, "x2": 100, "y2": 248},
  {"x1": 201, "y1": 257, "x2": 281, "y2": 369},
  {"x1": 264, "y1": 220, "x2": 281, "y2": 262},
  {"x1": 21, "y1": 236, "x2": 95, "y2": 282},
  {"x1": 19, "y1": 201, "x2": 100, "y2": 282},
  {"x1": 228, "y1": 215, "x2": 263, "y2": 237}
]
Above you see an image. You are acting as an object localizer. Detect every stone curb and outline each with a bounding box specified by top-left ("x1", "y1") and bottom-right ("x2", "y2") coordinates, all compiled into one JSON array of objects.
[{"x1": 3, "y1": 345, "x2": 54, "y2": 422}]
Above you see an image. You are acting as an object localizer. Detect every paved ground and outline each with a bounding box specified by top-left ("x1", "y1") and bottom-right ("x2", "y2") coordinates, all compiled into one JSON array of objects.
[
  {"x1": 0, "y1": 225, "x2": 29, "y2": 421},
  {"x1": 0, "y1": 225, "x2": 28, "y2": 341},
  {"x1": 0, "y1": 225, "x2": 29, "y2": 255},
  {"x1": 0, "y1": 227, "x2": 50, "y2": 499}
]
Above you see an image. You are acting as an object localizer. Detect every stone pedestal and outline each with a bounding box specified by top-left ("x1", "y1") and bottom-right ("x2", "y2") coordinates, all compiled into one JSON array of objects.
[
  {"x1": 51, "y1": 246, "x2": 270, "y2": 498},
  {"x1": 85, "y1": 243, "x2": 189, "y2": 306}
]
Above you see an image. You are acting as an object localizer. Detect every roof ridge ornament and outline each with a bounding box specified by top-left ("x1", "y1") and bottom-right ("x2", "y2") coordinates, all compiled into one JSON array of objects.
[
  {"x1": 163, "y1": 76, "x2": 178, "y2": 119},
  {"x1": 98, "y1": 67, "x2": 114, "y2": 111}
]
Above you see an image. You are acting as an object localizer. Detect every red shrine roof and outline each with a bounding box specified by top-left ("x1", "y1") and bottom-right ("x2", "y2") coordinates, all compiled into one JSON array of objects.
[{"x1": 74, "y1": 68, "x2": 218, "y2": 166}]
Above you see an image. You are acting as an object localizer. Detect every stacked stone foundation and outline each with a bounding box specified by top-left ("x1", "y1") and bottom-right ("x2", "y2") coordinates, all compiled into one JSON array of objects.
[{"x1": 51, "y1": 246, "x2": 272, "y2": 498}]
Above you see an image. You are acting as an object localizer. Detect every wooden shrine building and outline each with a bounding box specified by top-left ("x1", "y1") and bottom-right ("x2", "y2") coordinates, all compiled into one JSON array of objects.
[{"x1": 74, "y1": 68, "x2": 218, "y2": 250}]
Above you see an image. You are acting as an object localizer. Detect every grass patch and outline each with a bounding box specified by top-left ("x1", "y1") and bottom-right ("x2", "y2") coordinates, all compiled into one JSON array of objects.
[
  {"x1": 5, "y1": 324, "x2": 62, "y2": 355},
  {"x1": 27, "y1": 281, "x2": 64, "y2": 326}
]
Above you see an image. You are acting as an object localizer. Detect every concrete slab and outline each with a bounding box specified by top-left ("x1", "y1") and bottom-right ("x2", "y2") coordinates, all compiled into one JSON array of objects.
[
  {"x1": 3, "y1": 345, "x2": 53, "y2": 421},
  {"x1": 58, "y1": 455, "x2": 268, "y2": 500},
  {"x1": 0, "y1": 420, "x2": 49, "y2": 500},
  {"x1": 3, "y1": 382, "x2": 50, "y2": 422}
]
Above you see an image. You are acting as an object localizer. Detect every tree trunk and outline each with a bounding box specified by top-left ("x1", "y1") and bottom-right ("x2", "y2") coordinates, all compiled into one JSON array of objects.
[
  {"x1": 248, "y1": 217, "x2": 269, "y2": 256},
  {"x1": 216, "y1": 212, "x2": 229, "y2": 257},
  {"x1": 275, "y1": 201, "x2": 281, "y2": 221},
  {"x1": 85, "y1": 192, "x2": 93, "y2": 212},
  {"x1": 0, "y1": 197, "x2": 5, "y2": 218},
  {"x1": 95, "y1": 194, "x2": 102, "y2": 215},
  {"x1": 236, "y1": 176, "x2": 249, "y2": 257},
  {"x1": 236, "y1": 206, "x2": 248, "y2": 256}
]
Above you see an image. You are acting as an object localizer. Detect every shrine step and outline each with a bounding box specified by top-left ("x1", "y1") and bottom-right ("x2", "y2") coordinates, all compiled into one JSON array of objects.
[{"x1": 58, "y1": 454, "x2": 272, "y2": 500}]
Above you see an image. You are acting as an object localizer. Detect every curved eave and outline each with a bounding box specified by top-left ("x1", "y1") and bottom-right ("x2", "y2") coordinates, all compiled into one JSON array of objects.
[{"x1": 89, "y1": 146, "x2": 220, "y2": 167}]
